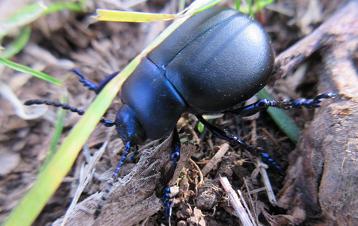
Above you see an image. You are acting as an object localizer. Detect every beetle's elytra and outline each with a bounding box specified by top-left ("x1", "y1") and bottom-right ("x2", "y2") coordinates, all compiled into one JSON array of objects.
[{"x1": 119, "y1": 7, "x2": 274, "y2": 142}]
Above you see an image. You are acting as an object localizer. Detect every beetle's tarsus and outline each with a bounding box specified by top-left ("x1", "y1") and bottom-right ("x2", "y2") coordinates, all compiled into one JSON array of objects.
[
  {"x1": 71, "y1": 68, "x2": 99, "y2": 92},
  {"x1": 161, "y1": 129, "x2": 180, "y2": 221},
  {"x1": 162, "y1": 186, "x2": 173, "y2": 223},
  {"x1": 228, "y1": 92, "x2": 337, "y2": 116},
  {"x1": 100, "y1": 118, "x2": 116, "y2": 127},
  {"x1": 260, "y1": 152, "x2": 283, "y2": 173},
  {"x1": 94, "y1": 208, "x2": 101, "y2": 219}
]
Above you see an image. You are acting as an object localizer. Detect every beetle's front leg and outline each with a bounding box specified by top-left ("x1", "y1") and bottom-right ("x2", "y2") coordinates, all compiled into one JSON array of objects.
[
  {"x1": 196, "y1": 115, "x2": 282, "y2": 172},
  {"x1": 72, "y1": 68, "x2": 119, "y2": 94},
  {"x1": 227, "y1": 92, "x2": 337, "y2": 116},
  {"x1": 94, "y1": 141, "x2": 132, "y2": 218}
]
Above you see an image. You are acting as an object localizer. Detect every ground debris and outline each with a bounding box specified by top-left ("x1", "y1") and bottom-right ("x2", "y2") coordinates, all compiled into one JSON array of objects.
[{"x1": 0, "y1": 1, "x2": 356, "y2": 225}]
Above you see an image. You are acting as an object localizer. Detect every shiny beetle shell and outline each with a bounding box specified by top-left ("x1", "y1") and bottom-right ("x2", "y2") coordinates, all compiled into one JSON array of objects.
[{"x1": 119, "y1": 7, "x2": 274, "y2": 140}]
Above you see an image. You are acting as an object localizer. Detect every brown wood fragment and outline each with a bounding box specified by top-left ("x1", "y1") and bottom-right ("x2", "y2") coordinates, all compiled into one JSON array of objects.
[
  {"x1": 277, "y1": 1, "x2": 358, "y2": 225},
  {"x1": 53, "y1": 135, "x2": 196, "y2": 226},
  {"x1": 201, "y1": 143, "x2": 230, "y2": 176}
]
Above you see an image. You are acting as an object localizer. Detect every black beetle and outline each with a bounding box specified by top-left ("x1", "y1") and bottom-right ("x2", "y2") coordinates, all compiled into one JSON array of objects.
[
  {"x1": 116, "y1": 7, "x2": 274, "y2": 143},
  {"x1": 25, "y1": 6, "x2": 336, "y2": 218},
  {"x1": 27, "y1": 7, "x2": 276, "y2": 161}
]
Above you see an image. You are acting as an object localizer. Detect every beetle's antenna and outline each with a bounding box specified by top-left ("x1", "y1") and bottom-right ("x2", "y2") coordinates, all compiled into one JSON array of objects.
[
  {"x1": 24, "y1": 99, "x2": 115, "y2": 127},
  {"x1": 94, "y1": 141, "x2": 132, "y2": 217}
]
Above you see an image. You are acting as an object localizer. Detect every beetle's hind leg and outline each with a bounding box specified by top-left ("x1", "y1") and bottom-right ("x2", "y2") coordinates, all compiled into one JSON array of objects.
[
  {"x1": 196, "y1": 115, "x2": 282, "y2": 172},
  {"x1": 162, "y1": 128, "x2": 181, "y2": 222},
  {"x1": 72, "y1": 68, "x2": 119, "y2": 94},
  {"x1": 226, "y1": 92, "x2": 337, "y2": 116}
]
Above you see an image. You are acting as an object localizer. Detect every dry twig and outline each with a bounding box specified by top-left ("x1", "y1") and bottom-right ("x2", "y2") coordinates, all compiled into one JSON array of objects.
[
  {"x1": 201, "y1": 143, "x2": 230, "y2": 176},
  {"x1": 220, "y1": 177, "x2": 256, "y2": 226}
]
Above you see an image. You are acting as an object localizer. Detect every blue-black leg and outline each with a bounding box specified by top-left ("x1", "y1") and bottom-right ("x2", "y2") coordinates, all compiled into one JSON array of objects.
[
  {"x1": 170, "y1": 128, "x2": 181, "y2": 167},
  {"x1": 72, "y1": 68, "x2": 119, "y2": 94},
  {"x1": 162, "y1": 186, "x2": 173, "y2": 221},
  {"x1": 227, "y1": 92, "x2": 337, "y2": 116},
  {"x1": 129, "y1": 145, "x2": 139, "y2": 162},
  {"x1": 111, "y1": 141, "x2": 132, "y2": 179},
  {"x1": 94, "y1": 141, "x2": 132, "y2": 218},
  {"x1": 162, "y1": 128, "x2": 181, "y2": 222},
  {"x1": 196, "y1": 115, "x2": 282, "y2": 172}
]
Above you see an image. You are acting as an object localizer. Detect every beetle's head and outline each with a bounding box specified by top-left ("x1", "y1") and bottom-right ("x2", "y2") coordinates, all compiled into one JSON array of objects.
[{"x1": 115, "y1": 104, "x2": 146, "y2": 144}]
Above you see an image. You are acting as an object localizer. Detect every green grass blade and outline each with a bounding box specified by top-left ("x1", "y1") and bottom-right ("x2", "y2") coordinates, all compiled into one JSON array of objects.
[
  {"x1": 40, "y1": 97, "x2": 67, "y2": 171},
  {"x1": 235, "y1": 0, "x2": 241, "y2": 10},
  {"x1": 256, "y1": 0, "x2": 274, "y2": 11},
  {"x1": 3, "y1": 1, "x2": 218, "y2": 225},
  {"x1": 197, "y1": 122, "x2": 205, "y2": 133},
  {"x1": 44, "y1": 1, "x2": 85, "y2": 15},
  {"x1": 256, "y1": 88, "x2": 300, "y2": 143},
  {"x1": 236, "y1": 0, "x2": 274, "y2": 16},
  {"x1": 178, "y1": 0, "x2": 187, "y2": 12},
  {"x1": 96, "y1": 0, "x2": 222, "y2": 22},
  {"x1": 0, "y1": 27, "x2": 31, "y2": 59},
  {"x1": 0, "y1": 2, "x2": 46, "y2": 39},
  {"x1": 49, "y1": 100, "x2": 67, "y2": 153},
  {"x1": 248, "y1": 0, "x2": 254, "y2": 16},
  {"x1": 191, "y1": 0, "x2": 222, "y2": 14},
  {"x1": 0, "y1": 58, "x2": 62, "y2": 86},
  {"x1": 96, "y1": 10, "x2": 176, "y2": 22},
  {"x1": 0, "y1": 1, "x2": 86, "y2": 40}
]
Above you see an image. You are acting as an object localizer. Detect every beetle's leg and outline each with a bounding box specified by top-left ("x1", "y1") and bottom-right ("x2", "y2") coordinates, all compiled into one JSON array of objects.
[
  {"x1": 129, "y1": 145, "x2": 139, "y2": 162},
  {"x1": 162, "y1": 128, "x2": 181, "y2": 222},
  {"x1": 162, "y1": 186, "x2": 173, "y2": 220},
  {"x1": 170, "y1": 128, "x2": 181, "y2": 167},
  {"x1": 196, "y1": 115, "x2": 282, "y2": 172},
  {"x1": 227, "y1": 92, "x2": 337, "y2": 116},
  {"x1": 94, "y1": 141, "x2": 132, "y2": 218},
  {"x1": 72, "y1": 68, "x2": 119, "y2": 94}
]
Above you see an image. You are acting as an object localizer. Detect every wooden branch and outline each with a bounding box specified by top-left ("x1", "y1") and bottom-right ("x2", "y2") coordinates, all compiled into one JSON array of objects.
[{"x1": 272, "y1": 0, "x2": 358, "y2": 81}]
